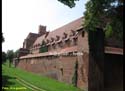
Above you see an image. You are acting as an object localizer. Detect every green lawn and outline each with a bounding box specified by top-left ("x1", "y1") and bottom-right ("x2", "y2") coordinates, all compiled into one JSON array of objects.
[{"x1": 2, "y1": 61, "x2": 84, "y2": 91}]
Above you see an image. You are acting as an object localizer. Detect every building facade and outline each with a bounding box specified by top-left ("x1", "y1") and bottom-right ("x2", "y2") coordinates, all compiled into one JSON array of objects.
[{"x1": 15, "y1": 17, "x2": 123, "y2": 90}]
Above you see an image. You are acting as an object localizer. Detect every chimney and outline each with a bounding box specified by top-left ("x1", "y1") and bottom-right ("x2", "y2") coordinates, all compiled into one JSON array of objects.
[{"x1": 38, "y1": 25, "x2": 46, "y2": 36}]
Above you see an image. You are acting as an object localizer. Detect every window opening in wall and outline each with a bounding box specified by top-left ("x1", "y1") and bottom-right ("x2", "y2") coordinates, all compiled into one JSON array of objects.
[
  {"x1": 63, "y1": 32, "x2": 68, "y2": 39},
  {"x1": 60, "y1": 68, "x2": 63, "y2": 76},
  {"x1": 82, "y1": 31, "x2": 85, "y2": 37},
  {"x1": 70, "y1": 30, "x2": 75, "y2": 36},
  {"x1": 51, "y1": 37, "x2": 54, "y2": 43}
]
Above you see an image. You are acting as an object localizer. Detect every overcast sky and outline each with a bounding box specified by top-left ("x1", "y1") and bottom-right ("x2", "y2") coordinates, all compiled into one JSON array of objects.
[{"x1": 2, "y1": 0, "x2": 88, "y2": 52}]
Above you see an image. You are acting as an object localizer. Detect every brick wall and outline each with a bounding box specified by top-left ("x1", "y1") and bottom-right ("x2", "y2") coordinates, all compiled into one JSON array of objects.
[
  {"x1": 17, "y1": 30, "x2": 89, "y2": 90},
  {"x1": 77, "y1": 30, "x2": 89, "y2": 89},
  {"x1": 17, "y1": 56, "x2": 77, "y2": 84}
]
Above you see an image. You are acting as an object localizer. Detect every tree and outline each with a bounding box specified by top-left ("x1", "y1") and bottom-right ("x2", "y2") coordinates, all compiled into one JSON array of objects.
[
  {"x1": 84, "y1": 0, "x2": 123, "y2": 40},
  {"x1": 58, "y1": 0, "x2": 79, "y2": 8},
  {"x1": 6, "y1": 50, "x2": 14, "y2": 67},
  {"x1": 58, "y1": 0, "x2": 123, "y2": 41},
  {"x1": 2, "y1": 52, "x2": 7, "y2": 64},
  {"x1": 57, "y1": 0, "x2": 123, "y2": 90},
  {"x1": 14, "y1": 49, "x2": 19, "y2": 58}
]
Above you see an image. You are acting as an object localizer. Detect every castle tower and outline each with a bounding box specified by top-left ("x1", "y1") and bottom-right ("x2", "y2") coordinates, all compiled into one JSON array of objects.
[{"x1": 38, "y1": 25, "x2": 46, "y2": 36}]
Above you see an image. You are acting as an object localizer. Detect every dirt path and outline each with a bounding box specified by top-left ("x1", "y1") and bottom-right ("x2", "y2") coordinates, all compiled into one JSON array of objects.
[{"x1": 15, "y1": 75, "x2": 46, "y2": 91}]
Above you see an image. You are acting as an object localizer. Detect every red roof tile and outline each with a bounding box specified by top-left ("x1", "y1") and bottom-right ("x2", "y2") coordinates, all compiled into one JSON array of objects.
[{"x1": 33, "y1": 17, "x2": 83, "y2": 46}]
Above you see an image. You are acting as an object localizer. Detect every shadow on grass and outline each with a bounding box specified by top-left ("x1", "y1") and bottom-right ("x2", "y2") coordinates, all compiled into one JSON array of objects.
[{"x1": 2, "y1": 75, "x2": 16, "y2": 87}]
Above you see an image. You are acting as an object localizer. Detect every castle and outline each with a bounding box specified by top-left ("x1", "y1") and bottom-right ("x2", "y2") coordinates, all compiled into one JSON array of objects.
[{"x1": 14, "y1": 17, "x2": 123, "y2": 90}]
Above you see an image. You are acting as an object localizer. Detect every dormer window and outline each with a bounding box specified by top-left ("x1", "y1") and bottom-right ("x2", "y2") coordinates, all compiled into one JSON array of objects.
[
  {"x1": 51, "y1": 37, "x2": 54, "y2": 42},
  {"x1": 71, "y1": 30, "x2": 75, "y2": 35},
  {"x1": 70, "y1": 30, "x2": 78, "y2": 39},
  {"x1": 56, "y1": 35, "x2": 60, "y2": 41},
  {"x1": 70, "y1": 30, "x2": 75, "y2": 36},
  {"x1": 62, "y1": 33, "x2": 69, "y2": 41},
  {"x1": 63, "y1": 32, "x2": 67, "y2": 39}
]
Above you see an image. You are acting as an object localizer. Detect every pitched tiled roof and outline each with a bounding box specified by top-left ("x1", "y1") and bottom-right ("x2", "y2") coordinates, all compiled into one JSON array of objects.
[
  {"x1": 33, "y1": 17, "x2": 83, "y2": 46},
  {"x1": 33, "y1": 34, "x2": 46, "y2": 46},
  {"x1": 26, "y1": 32, "x2": 38, "y2": 39}
]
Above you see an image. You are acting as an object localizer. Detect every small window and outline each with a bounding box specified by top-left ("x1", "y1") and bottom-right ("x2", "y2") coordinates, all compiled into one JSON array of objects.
[
  {"x1": 60, "y1": 68, "x2": 63, "y2": 75},
  {"x1": 82, "y1": 31, "x2": 85, "y2": 37}
]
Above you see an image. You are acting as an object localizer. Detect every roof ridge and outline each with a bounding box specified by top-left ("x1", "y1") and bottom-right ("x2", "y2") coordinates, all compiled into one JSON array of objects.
[{"x1": 51, "y1": 16, "x2": 83, "y2": 32}]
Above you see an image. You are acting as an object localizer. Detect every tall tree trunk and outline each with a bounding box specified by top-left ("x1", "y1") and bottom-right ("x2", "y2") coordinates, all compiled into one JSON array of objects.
[{"x1": 88, "y1": 28, "x2": 104, "y2": 91}]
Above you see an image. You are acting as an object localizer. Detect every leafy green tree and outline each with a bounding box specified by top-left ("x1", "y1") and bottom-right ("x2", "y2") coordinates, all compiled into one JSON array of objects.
[
  {"x1": 14, "y1": 49, "x2": 19, "y2": 58},
  {"x1": 2, "y1": 52, "x2": 7, "y2": 64},
  {"x1": 58, "y1": 0, "x2": 79, "y2": 8},
  {"x1": 58, "y1": 0, "x2": 123, "y2": 41},
  {"x1": 84, "y1": 0, "x2": 123, "y2": 40},
  {"x1": 57, "y1": 0, "x2": 123, "y2": 90},
  {"x1": 6, "y1": 50, "x2": 14, "y2": 67}
]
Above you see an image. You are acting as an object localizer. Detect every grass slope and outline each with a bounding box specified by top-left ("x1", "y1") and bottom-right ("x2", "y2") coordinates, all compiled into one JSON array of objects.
[{"x1": 2, "y1": 62, "x2": 83, "y2": 91}]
